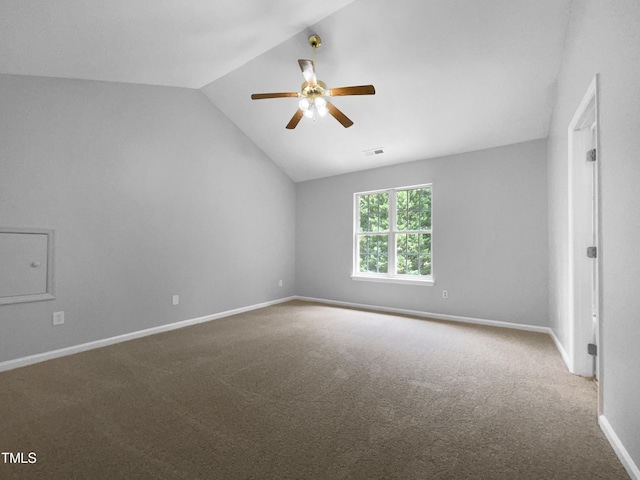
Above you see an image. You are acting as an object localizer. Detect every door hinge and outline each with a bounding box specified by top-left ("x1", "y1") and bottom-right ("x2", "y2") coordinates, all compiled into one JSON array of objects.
[
  {"x1": 587, "y1": 246, "x2": 597, "y2": 258},
  {"x1": 586, "y1": 148, "x2": 597, "y2": 162},
  {"x1": 588, "y1": 343, "x2": 598, "y2": 356}
]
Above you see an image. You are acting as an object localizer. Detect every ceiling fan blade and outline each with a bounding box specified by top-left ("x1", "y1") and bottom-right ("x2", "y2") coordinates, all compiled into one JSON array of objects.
[
  {"x1": 251, "y1": 92, "x2": 299, "y2": 100},
  {"x1": 326, "y1": 101, "x2": 354, "y2": 128},
  {"x1": 298, "y1": 59, "x2": 317, "y2": 86},
  {"x1": 286, "y1": 109, "x2": 304, "y2": 130},
  {"x1": 329, "y1": 85, "x2": 376, "y2": 96}
]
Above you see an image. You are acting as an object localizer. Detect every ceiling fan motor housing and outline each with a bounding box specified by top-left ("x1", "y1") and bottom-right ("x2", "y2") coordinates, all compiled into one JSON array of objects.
[{"x1": 301, "y1": 80, "x2": 327, "y2": 99}]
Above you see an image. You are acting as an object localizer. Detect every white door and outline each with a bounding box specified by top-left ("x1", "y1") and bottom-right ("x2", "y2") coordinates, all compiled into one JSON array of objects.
[
  {"x1": 568, "y1": 77, "x2": 599, "y2": 381},
  {"x1": 588, "y1": 121, "x2": 599, "y2": 380}
]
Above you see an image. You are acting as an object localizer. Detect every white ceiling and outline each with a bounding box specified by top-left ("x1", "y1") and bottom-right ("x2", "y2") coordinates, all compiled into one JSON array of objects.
[{"x1": 0, "y1": 0, "x2": 571, "y2": 182}]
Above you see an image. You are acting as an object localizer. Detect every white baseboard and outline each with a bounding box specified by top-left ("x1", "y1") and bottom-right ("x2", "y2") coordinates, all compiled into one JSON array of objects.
[
  {"x1": 599, "y1": 415, "x2": 640, "y2": 480},
  {"x1": 0, "y1": 296, "x2": 296, "y2": 373},
  {"x1": 548, "y1": 328, "x2": 573, "y2": 372},
  {"x1": 294, "y1": 296, "x2": 551, "y2": 334}
]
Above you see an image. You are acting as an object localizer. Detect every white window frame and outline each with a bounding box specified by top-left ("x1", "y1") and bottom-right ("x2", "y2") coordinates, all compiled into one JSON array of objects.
[{"x1": 352, "y1": 184, "x2": 434, "y2": 286}]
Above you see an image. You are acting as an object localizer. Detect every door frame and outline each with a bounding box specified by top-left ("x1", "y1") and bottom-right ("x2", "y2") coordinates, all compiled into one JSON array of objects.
[{"x1": 567, "y1": 75, "x2": 602, "y2": 411}]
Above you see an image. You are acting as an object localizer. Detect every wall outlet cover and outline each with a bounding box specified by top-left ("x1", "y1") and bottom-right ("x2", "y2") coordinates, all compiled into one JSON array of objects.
[{"x1": 53, "y1": 311, "x2": 64, "y2": 325}]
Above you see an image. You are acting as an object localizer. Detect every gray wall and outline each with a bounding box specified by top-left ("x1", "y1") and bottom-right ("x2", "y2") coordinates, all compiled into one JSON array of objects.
[
  {"x1": 296, "y1": 139, "x2": 549, "y2": 327},
  {"x1": 547, "y1": 0, "x2": 640, "y2": 471},
  {"x1": 0, "y1": 74, "x2": 295, "y2": 363}
]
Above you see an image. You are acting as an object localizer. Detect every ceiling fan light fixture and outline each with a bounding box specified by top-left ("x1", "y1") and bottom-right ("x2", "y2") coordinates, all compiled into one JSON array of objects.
[
  {"x1": 300, "y1": 97, "x2": 316, "y2": 118},
  {"x1": 314, "y1": 96, "x2": 328, "y2": 117},
  {"x1": 299, "y1": 98, "x2": 311, "y2": 111}
]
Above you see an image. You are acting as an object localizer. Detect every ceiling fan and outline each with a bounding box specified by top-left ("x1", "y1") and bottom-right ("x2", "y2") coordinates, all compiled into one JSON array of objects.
[{"x1": 250, "y1": 34, "x2": 375, "y2": 129}]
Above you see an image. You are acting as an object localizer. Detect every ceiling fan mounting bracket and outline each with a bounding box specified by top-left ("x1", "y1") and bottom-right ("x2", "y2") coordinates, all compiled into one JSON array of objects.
[{"x1": 308, "y1": 34, "x2": 322, "y2": 49}]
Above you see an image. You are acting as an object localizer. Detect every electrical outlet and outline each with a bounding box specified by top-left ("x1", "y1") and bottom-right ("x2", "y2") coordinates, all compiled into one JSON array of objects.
[
  {"x1": 172, "y1": 295, "x2": 179, "y2": 306},
  {"x1": 442, "y1": 290, "x2": 448, "y2": 299},
  {"x1": 52, "y1": 311, "x2": 64, "y2": 326},
  {"x1": 278, "y1": 280, "x2": 283, "y2": 287}
]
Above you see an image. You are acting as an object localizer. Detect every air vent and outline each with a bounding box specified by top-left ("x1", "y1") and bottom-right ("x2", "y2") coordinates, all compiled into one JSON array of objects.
[{"x1": 363, "y1": 147, "x2": 385, "y2": 157}]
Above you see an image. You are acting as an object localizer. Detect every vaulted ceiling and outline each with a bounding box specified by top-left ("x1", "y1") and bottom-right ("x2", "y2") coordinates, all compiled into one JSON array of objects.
[{"x1": 0, "y1": 0, "x2": 571, "y2": 182}]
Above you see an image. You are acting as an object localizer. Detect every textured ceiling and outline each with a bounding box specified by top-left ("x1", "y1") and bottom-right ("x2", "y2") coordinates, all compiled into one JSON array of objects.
[{"x1": 0, "y1": 0, "x2": 571, "y2": 182}]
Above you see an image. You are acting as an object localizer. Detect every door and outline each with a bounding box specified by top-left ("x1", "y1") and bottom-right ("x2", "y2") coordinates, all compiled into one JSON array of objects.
[
  {"x1": 588, "y1": 121, "x2": 599, "y2": 380},
  {"x1": 568, "y1": 76, "x2": 600, "y2": 382}
]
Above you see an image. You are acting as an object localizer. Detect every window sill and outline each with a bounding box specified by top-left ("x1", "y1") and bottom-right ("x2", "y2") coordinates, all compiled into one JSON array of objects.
[{"x1": 351, "y1": 274, "x2": 435, "y2": 286}]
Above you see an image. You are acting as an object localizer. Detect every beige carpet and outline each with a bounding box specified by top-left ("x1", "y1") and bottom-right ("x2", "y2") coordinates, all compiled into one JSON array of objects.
[{"x1": 0, "y1": 300, "x2": 628, "y2": 479}]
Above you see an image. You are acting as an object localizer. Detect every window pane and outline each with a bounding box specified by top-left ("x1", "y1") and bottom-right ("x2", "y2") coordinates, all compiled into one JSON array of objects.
[
  {"x1": 367, "y1": 255, "x2": 377, "y2": 272},
  {"x1": 396, "y1": 234, "x2": 406, "y2": 274},
  {"x1": 409, "y1": 188, "x2": 419, "y2": 206},
  {"x1": 420, "y1": 210, "x2": 430, "y2": 230},
  {"x1": 378, "y1": 193, "x2": 389, "y2": 232},
  {"x1": 359, "y1": 254, "x2": 367, "y2": 272},
  {"x1": 359, "y1": 235, "x2": 369, "y2": 251},
  {"x1": 397, "y1": 190, "x2": 407, "y2": 211},
  {"x1": 358, "y1": 235, "x2": 388, "y2": 273},
  {"x1": 419, "y1": 233, "x2": 431, "y2": 251},
  {"x1": 420, "y1": 253, "x2": 432, "y2": 276},
  {"x1": 359, "y1": 196, "x2": 369, "y2": 231},
  {"x1": 407, "y1": 233, "x2": 419, "y2": 254},
  {"x1": 419, "y1": 233, "x2": 432, "y2": 275},
  {"x1": 397, "y1": 187, "x2": 431, "y2": 232},
  {"x1": 397, "y1": 190, "x2": 407, "y2": 231},
  {"x1": 359, "y1": 193, "x2": 389, "y2": 233},
  {"x1": 408, "y1": 210, "x2": 419, "y2": 230},
  {"x1": 408, "y1": 254, "x2": 419, "y2": 275},
  {"x1": 377, "y1": 235, "x2": 388, "y2": 273},
  {"x1": 380, "y1": 202, "x2": 389, "y2": 230},
  {"x1": 397, "y1": 209, "x2": 407, "y2": 231},
  {"x1": 396, "y1": 234, "x2": 407, "y2": 256},
  {"x1": 420, "y1": 188, "x2": 432, "y2": 229},
  {"x1": 396, "y1": 254, "x2": 406, "y2": 274},
  {"x1": 420, "y1": 188, "x2": 431, "y2": 209},
  {"x1": 396, "y1": 233, "x2": 431, "y2": 276}
]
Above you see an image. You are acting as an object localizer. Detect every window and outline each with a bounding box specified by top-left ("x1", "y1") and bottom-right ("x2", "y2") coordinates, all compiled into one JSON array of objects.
[{"x1": 353, "y1": 184, "x2": 433, "y2": 285}]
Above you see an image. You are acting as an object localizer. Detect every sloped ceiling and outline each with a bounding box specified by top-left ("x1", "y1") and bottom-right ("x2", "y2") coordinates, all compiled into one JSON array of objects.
[{"x1": 0, "y1": 0, "x2": 571, "y2": 182}]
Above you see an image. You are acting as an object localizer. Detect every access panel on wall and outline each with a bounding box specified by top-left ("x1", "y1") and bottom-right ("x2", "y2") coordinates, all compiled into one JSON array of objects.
[{"x1": 0, "y1": 227, "x2": 55, "y2": 305}]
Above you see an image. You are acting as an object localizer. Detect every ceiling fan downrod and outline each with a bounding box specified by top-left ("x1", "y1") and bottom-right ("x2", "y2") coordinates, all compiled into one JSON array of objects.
[{"x1": 308, "y1": 34, "x2": 322, "y2": 69}]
